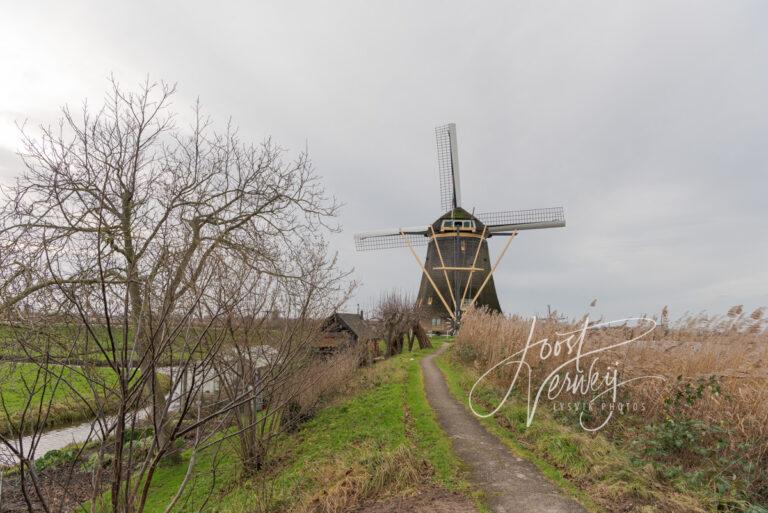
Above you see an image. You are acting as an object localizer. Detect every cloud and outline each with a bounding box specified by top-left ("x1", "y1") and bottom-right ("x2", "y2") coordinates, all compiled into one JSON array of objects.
[{"x1": 1, "y1": 0, "x2": 766, "y2": 319}]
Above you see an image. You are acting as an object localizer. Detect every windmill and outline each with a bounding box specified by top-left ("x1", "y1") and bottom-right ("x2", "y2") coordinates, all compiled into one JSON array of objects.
[{"x1": 354, "y1": 123, "x2": 565, "y2": 333}]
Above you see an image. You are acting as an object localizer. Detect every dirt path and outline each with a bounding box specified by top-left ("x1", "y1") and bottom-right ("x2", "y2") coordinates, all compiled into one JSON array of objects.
[{"x1": 421, "y1": 344, "x2": 587, "y2": 513}]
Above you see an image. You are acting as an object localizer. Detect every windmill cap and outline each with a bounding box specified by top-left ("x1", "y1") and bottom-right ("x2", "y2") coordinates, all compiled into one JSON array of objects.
[{"x1": 431, "y1": 207, "x2": 485, "y2": 231}]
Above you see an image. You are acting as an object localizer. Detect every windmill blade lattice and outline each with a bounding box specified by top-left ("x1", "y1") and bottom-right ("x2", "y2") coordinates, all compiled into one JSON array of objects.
[
  {"x1": 477, "y1": 207, "x2": 565, "y2": 232},
  {"x1": 354, "y1": 230, "x2": 429, "y2": 251},
  {"x1": 436, "y1": 123, "x2": 461, "y2": 212}
]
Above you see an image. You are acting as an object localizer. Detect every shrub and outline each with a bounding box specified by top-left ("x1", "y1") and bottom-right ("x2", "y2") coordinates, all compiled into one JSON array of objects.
[{"x1": 34, "y1": 446, "x2": 80, "y2": 472}]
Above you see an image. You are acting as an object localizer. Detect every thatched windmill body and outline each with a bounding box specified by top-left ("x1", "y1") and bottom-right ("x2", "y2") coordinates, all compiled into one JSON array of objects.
[{"x1": 354, "y1": 124, "x2": 565, "y2": 332}]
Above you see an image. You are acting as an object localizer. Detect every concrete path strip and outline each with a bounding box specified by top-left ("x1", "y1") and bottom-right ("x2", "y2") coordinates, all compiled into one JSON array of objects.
[{"x1": 420, "y1": 344, "x2": 587, "y2": 513}]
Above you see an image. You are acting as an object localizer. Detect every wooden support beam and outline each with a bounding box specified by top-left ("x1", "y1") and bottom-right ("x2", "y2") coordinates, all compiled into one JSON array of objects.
[
  {"x1": 432, "y1": 232, "x2": 484, "y2": 239},
  {"x1": 401, "y1": 230, "x2": 456, "y2": 322},
  {"x1": 432, "y1": 266, "x2": 484, "y2": 272},
  {"x1": 470, "y1": 232, "x2": 517, "y2": 308},
  {"x1": 461, "y1": 226, "x2": 487, "y2": 309},
  {"x1": 430, "y1": 225, "x2": 457, "y2": 313}
]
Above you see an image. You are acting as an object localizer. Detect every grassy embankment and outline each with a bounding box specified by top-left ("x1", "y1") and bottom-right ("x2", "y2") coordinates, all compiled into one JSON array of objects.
[
  {"x1": 129, "y1": 339, "x2": 485, "y2": 513},
  {"x1": 438, "y1": 309, "x2": 768, "y2": 513}
]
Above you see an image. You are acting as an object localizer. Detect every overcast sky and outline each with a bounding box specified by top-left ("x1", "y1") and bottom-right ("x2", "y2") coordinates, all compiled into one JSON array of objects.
[{"x1": 1, "y1": 0, "x2": 766, "y2": 320}]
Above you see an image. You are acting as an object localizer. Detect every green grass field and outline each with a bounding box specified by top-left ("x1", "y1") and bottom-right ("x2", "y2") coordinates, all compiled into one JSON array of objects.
[{"x1": 0, "y1": 323, "x2": 209, "y2": 364}]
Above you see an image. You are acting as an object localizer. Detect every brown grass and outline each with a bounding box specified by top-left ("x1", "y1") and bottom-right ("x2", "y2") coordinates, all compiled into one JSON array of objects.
[
  {"x1": 454, "y1": 306, "x2": 768, "y2": 510},
  {"x1": 297, "y1": 444, "x2": 425, "y2": 513},
  {"x1": 291, "y1": 345, "x2": 367, "y2": 415}
]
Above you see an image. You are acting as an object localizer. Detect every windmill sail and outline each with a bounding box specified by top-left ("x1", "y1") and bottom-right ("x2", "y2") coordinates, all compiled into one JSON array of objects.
[
  {"x1": 477, "y1": 207, "x2": 565, "y2": 233},
  {"x1": 436, "y1": 123, "x2": 461, "y2": 212},
  {"x1": 354, "y1": 227, "x2": 429, "y2": 251},
  {"x1": 353, "y1": 123, "x2": 567, "y2": 332}
]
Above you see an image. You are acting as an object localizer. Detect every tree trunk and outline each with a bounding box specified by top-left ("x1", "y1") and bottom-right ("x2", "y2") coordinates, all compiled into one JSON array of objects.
[
  {"x1": 413, "y1": 322, "x2": 432, "y2": 349},
  {"x1": 385, "y1": 325, "x2": 396, "y2": 357}
]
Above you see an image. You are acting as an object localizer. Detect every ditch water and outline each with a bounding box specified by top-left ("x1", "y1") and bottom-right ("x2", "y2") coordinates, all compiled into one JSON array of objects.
[
  {"x1": 0, "y1": 366, "x2": 219, "y2": 467},
  {"x1": 0, "y1": 346, "x2": 275, "y2": 466}
]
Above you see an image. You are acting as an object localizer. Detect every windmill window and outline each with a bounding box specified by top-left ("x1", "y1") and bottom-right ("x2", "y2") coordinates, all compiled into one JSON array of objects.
[
  {"x1": 460, "y1": 241, "x2": 466, "y2": 251},
  {"x1": 427, "y1": 296, "x2": 433, "y2": 305},
  {"x1": 441, "y1": 220, "x2": 475, "y2": 231}
]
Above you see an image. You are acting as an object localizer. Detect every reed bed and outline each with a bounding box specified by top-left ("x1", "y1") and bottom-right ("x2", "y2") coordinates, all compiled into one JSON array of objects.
[{"x1": 454, "y1": 306, "x2": 768, "y2": 510}]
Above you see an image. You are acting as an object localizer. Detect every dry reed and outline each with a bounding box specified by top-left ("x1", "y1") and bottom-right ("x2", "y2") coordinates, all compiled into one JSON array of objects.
[{"x1": 454, "y1": 306, "x2": 768, "y2": 509}]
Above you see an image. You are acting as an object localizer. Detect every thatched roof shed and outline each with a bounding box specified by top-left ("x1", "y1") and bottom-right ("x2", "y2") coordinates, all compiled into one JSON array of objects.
[{"x1": 313, "y1": 312, "x2": 374, "y2": 352}]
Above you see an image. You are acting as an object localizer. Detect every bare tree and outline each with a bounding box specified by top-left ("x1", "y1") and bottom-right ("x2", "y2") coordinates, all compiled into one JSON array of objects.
[
  {"x1": 375, "y1": 291, "x2": 431, "y2": 357},
  {"x1": 0, "y1": 77, "x2": 351, "y2": 513}
]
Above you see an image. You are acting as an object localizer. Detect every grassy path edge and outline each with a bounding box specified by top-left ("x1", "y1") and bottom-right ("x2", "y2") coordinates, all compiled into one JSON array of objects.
[{"x1": 434, "y1": 345, "x2": 605, "y2": 513}]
